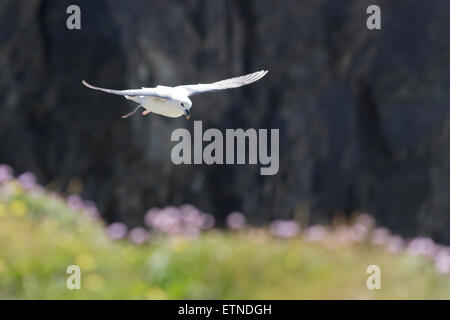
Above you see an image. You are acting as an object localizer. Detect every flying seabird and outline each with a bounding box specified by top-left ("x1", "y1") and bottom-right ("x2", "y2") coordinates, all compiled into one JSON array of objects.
[{"x1": 82, "y1": 70, "x2": 268, "y2": 119}]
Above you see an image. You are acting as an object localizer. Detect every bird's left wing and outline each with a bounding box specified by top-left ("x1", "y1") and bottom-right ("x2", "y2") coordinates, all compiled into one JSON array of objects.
[
  {"x1": 82, "y1": 80, "x2": 171, "y2": 99},
  {"x1": 176, "y1": 70, "x2": 268, "y2": 97}
]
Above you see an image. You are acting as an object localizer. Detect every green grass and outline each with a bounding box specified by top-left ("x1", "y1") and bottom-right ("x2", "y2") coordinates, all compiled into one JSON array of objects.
[{"x1": 0, "y1": 181, "x2": 449, "y2": 299}]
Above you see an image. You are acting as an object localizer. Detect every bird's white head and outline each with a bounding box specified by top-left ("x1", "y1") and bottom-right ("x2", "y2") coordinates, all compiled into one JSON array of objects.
[
  {"x1": 178, "y1": 97, "x2": 192, "y2": 119},
  {"x1": 179, "y1": 97, "x2": 192, "y2": 109}
]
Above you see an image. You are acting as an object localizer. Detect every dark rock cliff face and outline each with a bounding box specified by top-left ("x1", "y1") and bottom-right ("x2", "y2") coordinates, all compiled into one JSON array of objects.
[{"x1": 1, "y1": 0, "x2": 449, "y2": 242}]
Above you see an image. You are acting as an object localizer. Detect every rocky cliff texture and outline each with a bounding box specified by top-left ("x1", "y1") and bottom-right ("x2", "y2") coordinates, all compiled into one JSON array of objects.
[{"x1": 1, "y1": 0, "x2": 449, "y2": 242}]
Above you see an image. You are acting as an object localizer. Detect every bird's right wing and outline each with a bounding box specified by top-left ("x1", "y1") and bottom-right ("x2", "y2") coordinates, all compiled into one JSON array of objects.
[
  {"x1": 82, "y1": 80, "x2": 171, "y2": 99},
  {"x1": 176, "y1": 70, "x2": 268, "y2": 97}
]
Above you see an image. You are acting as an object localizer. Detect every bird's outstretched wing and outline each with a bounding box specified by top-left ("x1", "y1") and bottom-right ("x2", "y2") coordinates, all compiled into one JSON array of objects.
[
  {"x1": 176, "y1": 70, "x2": 268, "y2": 97},
  {"x1": 81, "y1": 80, "x2": 171, "y2": 99}
]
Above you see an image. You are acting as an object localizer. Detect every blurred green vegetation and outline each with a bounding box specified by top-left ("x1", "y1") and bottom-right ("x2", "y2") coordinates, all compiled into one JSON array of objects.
[{"x1": 0, "y1": 181, "x2": 449, "y2": 299}]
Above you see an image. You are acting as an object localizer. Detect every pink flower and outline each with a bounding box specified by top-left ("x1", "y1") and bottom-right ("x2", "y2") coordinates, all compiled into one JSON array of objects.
[
  {"x1": 181, "y1": 205, "x2": 204, "y2": 229},
  {"x1": 407, "y1": 237, "x2": 438, "y2": 258},
  {"x1": 434, "y1": 248, "x2": 450, "y2": 275},
  {"x1": 350, "y1": 223, "x2": 369, "y2": 242},
  {"x1": 107, "y1": 222, "x2": 128, "y2": 240},
  {"x1": 158, "y1": 206, "x2": 182, "y2": 234},
  {"x1": 144, "y1": 205, "x2": 214, "y2": 236},
  {"x1": 145, "y1": 206, "x2": 181, "y2": 234},
  {"x1": 18, "y1": 172, "x2": 37, "y2": 190},
  {"x1": 269, "y1": 220, "x2": 300, "y2": 239},
  {"x1": 386, "y1": 235, "x2": 405, "y2": 253},
  {"x1": 371, "y1": 228, "x2": 391, "y2": 246},
  {"x1": 201, "y1": 214, "x2": 215, "y2": 230},
  {"x1": 179, "y1": 204, "x2": 199, "y2": 215},
  {"x1": 304, "y1": 225, "x2": 327, "y2": 242},
  {"x1": 82, "y1": 200, "x2": 101, "y2": 219},
  {"x1": 128, "y1": 227, "x2": 149, "y2": 245},
  {"x1": 0, "y1": 164, "x2": 13, "y2": 183},
  {"x1": 335, "y1": 226, "x2": 353, "y2": 244},
  {"x1": 354, "y1": 213, "x2": 376, "y2": 230},
  {"x1": 144, "y1": 208, "x2": 161, "y2": 228},
  {"x1": 226, "y1": 212, "x2": 246, "y2": 230},
  {"x1": 67, "y1": 194, "x2": 84, "y2": 211}
]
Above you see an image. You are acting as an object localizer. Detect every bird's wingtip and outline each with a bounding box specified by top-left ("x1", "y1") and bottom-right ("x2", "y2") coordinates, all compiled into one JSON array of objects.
[
  {"x1": 261, "y1": 70, "x2": 269, "y2": 77},
  {"x1": 82, "y1": 80, "x2": 93, "y2": 89}
]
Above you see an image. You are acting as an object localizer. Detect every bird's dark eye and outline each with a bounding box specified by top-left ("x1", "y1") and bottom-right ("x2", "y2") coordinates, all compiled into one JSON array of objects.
[{"x1": 181, "y1": 103, "x2": 185, "y2": 107}]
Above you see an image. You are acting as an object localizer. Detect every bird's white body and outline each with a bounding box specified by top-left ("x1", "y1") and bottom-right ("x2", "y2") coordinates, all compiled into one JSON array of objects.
[
  {"x1": 127, "y1": 89, "x2": 190, "y2": 118},
  {"x1": 141, "y1": 96, "x2": 185, "y2": 118},
  {"x1": 82, "y1": 70, "x2": 268, "y2": 119}
]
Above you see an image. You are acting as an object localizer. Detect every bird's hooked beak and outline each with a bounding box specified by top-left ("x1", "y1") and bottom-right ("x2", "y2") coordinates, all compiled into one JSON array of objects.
[{"x1": 184, "y1": 109, "x2": 191, "y2": 120}]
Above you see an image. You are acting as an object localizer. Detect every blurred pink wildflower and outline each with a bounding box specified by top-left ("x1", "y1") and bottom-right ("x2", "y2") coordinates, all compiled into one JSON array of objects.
[
  {"x1": 0, "y1": 164, "x2": 13, "y2": 184},
  {"x1": 128, "y1": 227, "x2": 149, "y2": 245},
  {"x1": 107, "y1": 222, "x2": 128, "y2": 240},
  {"x1": 18, "y1": 172, "x2": 37, "y2": 190},
  {"x1": 226, "y1": 212, "x2": 246, "y2": 230},
  {"x1": 304, "y1": 225, "x2": 327, "y2": 242},
  {"x1": 67, "y1": 194, "x2": 84, "y2": 211},
  {"x1": 269, "y1": 220, "x2": 300, "y2": 239}
]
